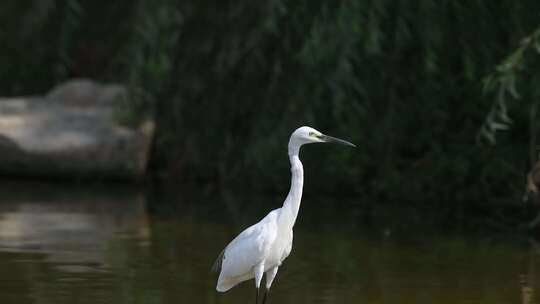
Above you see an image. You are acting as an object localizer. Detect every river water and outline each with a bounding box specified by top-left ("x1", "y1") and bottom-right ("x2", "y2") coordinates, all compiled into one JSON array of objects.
[{"x1": 0, "y1": 181, "x2": 537, "y2": 304}]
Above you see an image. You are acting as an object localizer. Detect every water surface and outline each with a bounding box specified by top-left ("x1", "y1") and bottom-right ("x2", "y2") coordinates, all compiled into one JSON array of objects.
[{"x1": 0, "y1": 181, "x2": 537, "y2": 304}]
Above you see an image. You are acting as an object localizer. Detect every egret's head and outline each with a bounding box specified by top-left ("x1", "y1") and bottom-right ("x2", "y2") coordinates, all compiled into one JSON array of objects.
[{"x1": 289, "y1": 126, "x2": 356, "y2": 151}]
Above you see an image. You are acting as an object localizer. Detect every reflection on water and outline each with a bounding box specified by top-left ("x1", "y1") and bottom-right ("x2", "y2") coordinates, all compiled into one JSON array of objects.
[{"x1": 0, "y1": 181, "x2": 539, "y2": 304}]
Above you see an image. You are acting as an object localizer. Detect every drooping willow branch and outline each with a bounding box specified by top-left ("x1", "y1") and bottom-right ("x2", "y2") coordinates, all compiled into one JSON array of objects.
[{"x1": 478, "y1": 26, "x2": 540, "y2": 153}]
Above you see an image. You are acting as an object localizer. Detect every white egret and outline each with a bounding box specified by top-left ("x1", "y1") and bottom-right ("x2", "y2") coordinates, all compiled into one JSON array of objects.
[{"x1": 212, "y1": 126, "x2": 355, "y2": 304}]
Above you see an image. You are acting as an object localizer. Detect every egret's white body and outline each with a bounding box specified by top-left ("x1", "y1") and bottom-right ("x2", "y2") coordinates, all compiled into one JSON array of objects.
[{"x1": 213, "y1": 126, "x2": 354, "y2": 302}]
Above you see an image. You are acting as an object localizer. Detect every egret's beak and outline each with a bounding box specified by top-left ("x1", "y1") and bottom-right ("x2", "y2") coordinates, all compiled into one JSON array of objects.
[{"x1": 320, "y1": 134, "x2": 356, "y2": 147}]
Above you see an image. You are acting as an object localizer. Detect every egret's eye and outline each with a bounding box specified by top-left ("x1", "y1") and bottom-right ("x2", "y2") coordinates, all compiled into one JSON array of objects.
[{"x1": 309, "y1": 132, "x2": 315, "y2": 137}]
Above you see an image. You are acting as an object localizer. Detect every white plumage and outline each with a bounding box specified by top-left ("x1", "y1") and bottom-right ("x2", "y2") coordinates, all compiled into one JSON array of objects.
[
  {"x1": 213, "y1": 126, "x2": 355, "y2": 303},
  {"x1": 215, "y1": 209, "x2": 281, "y2": 292}
]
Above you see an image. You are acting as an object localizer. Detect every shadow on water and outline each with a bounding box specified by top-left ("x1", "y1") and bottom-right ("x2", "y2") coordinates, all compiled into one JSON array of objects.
[{"x1": 0, "y1": 180, "x2": 540, "y2": 303}]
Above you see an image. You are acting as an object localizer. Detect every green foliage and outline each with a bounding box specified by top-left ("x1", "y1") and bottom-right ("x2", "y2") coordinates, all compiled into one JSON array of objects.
[{"x1": 2, "y1": 0, "x2": 540, "y2": 213}]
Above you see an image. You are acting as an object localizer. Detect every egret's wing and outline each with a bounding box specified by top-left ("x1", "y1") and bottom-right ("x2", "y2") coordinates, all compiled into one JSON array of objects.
[
  {"x1": 217, "y1": 210, "x2": 279, "y2": 278},
  {"x1": 211, "y1": 248, "x2": 225, "y2": 273}
]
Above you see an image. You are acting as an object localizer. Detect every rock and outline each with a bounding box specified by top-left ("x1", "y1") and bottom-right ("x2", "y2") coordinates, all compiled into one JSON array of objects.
[
  {"x1": 0, "y1": 79, "x2": 154, "y2": 180},
  {"x1": 47, "y1": 78, "x2": 128, "y2": 107}
]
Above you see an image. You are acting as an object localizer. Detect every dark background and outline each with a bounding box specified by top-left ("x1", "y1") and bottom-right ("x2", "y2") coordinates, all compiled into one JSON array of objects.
[{"x1": 2, "y1": 0, "x2": 540, "y2": 232}]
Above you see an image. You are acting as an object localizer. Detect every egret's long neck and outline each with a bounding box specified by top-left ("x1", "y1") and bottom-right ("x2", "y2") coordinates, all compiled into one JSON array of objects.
[{"x1": 280, "y1": 143, "x2": 304, "y2": 229}]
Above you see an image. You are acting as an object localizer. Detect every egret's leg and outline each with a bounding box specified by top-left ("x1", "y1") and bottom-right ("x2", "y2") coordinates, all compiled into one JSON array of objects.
[
  {"x1": 254, "y1": 263, "x2": 265, "y2": 304},
  {"x1": 262, "y1": 266, "x2": 279, "y2": 304},
  {"x1": 262, "y1": 288, "x2": 269, "y2": 304},
  {"x1": 263, "y1": 289, "x2": 270, "y2": 304}
]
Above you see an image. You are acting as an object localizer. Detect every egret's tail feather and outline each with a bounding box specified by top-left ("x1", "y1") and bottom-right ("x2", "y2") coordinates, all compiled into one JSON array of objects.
[
  {"x1": 217, "y1": 274, "x2": 251, "y2": 292},
  {"x1": 211, "y1": 249, "x2": 225, "y2": 273},
  {"x1": 216, "y1": 280, "x2": 235, "y2": 292},
  {"x1": 216, "y1": 282, "x2": 236, "y2": 292}
]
